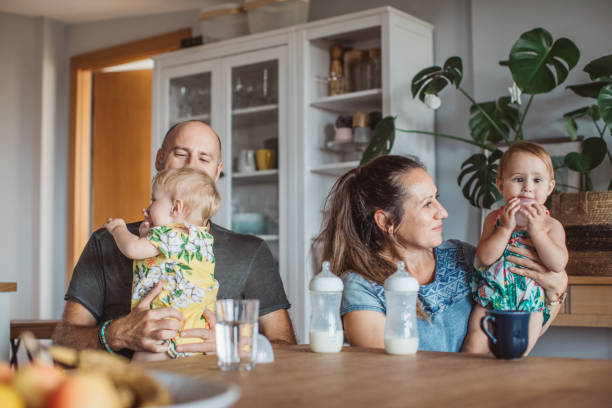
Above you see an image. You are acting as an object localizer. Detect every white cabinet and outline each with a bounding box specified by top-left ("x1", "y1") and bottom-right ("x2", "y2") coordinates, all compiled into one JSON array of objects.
[{"x1": 152, "y1": 7, "x2": 433, "y2": 343}]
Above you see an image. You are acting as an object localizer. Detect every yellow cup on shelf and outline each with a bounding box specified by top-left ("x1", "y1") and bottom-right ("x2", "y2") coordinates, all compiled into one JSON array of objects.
[{"x1": 256, "y1": 149, "x2": 277, "y2": 170}]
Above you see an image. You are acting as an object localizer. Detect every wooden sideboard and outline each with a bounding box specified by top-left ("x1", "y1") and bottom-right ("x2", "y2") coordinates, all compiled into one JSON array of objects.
[{"x1": 553, "y1": 276, "x2": 612, "y2": 328}]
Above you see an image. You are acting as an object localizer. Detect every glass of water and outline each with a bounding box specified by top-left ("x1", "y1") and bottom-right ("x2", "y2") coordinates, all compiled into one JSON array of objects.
[{"x1": 215, "y1": 299, "x2": 260, "y2": 371}]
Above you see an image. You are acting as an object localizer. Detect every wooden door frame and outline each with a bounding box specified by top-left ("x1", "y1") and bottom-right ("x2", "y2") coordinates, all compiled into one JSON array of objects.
[{"x1": 67, "y1": 29, "x2": 190, "y2": 284}]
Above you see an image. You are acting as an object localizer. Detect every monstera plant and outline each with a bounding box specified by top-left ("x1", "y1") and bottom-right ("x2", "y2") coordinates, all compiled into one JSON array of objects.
[{"x1": 361, "y1": 27, "x2": 612, "y2": 209}]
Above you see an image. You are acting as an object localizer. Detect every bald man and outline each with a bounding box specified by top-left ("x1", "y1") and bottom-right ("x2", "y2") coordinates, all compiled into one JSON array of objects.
[{"x1": 54, "y1": 121, "x2": 296, "y2": 356}]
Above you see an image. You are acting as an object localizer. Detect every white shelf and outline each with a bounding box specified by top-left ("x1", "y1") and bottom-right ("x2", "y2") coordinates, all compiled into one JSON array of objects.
[
  {"x1": 310, "y1": 89, "x2": 382, "y2": 113},
  {"x1": 257, "y1": 234, "x2": 279, "y2": 241},
  {"x1": 310, "y1": 161, "x2": 360, "y2": 176},
  {"x1": 173, "y1": 113, "x2": 210, "y2": 123},
  {"x1": 232, "y1": 169, "x2": 278, "y2": 183},
  {"x1": 232, "y1": 104, "x2": 278, "y2": 116}
]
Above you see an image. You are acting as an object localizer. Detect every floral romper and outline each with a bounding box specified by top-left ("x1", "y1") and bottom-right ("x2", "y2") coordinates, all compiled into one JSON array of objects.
[
  {"x1": 470, "y1": 208, "x2": 547, "y2": 314},
  {"x1": 131, "y1": 222, "x2": 218, "y2": 358}
]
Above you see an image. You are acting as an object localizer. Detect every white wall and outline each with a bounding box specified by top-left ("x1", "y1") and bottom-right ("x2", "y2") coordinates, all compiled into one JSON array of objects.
[
  {"x1": 1, "y1": 12, "x2": 42, "y2": 319},
  {"x1": 0, "y1": 12, "x2": 68, "y2": 319}
]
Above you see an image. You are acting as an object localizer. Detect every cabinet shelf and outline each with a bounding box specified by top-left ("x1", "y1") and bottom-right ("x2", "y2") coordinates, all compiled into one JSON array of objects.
[
  {"x1": 232, "y1": 169, "x2": 278, "y2": 183},
  {"x1": 310, "y1": 161, "x2": 359, "y2": 176},
  {"x1": 310, "y1": 89, "x2": 382, "y2": 113},
  {"x1": 232, "y1": 104, "x2": 278, "y2": 127},
  {"x1": 257, "y1": 234, "x2": 279, "y2": 241}
]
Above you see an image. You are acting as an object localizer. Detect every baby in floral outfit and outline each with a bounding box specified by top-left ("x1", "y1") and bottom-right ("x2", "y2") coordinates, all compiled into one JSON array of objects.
[
  {"x1": 463, "y1": 141, "x2": 568, "y2": 355},
  {"x1": 105, "y1": 167, "x2": 220, "y2": 360}
]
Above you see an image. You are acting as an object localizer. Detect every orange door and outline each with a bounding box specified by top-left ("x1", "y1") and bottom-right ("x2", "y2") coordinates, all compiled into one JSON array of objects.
[{"x1": 91, "y1": 69, "x2": 152, "y2": 231}]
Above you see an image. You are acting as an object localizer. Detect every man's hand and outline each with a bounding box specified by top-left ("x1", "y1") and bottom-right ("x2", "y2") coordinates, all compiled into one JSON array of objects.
[
  {"x1": 175, "y1": 307, "x2": 217, "y2": 354},
  {"x1": 105, "y1": 218, "x2": 127, "y2": 234},
  {"x1": 106, "y1": 281, "x2": 185, "y2": 353}
]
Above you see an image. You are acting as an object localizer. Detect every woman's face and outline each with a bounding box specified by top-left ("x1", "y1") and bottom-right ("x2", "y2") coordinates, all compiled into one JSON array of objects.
[{"x1": 393, "y1": 168, "x2": 448, "y2": 250}]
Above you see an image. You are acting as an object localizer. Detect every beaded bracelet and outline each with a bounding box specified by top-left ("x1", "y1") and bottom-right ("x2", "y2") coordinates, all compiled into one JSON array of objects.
[{"x1": 98, "y1": 319, "x2": 115, "y2": 354}]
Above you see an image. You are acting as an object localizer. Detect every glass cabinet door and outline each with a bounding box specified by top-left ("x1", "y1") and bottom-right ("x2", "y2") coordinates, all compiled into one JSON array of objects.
[
  {"x1": 169, "y1": 72, "x2": 212, "y2": 125},
  {"x1": 224, "y1": 47, "x2": 287, "y2": 265}
]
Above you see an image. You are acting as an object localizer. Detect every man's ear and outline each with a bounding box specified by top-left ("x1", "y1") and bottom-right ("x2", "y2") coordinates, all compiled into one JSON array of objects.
[
  {"x1": 214, "y1": 161, "x2": 224, "y2": 182},
  {"x1": 374, "y1": 209, "x2": 391, "y2": 233},
  {"x1": 155, "y1": 149, "x2": 165, "y2": 172},
  {"x1": 171, "y1": 199, "x2": 184, "y2": 217}
]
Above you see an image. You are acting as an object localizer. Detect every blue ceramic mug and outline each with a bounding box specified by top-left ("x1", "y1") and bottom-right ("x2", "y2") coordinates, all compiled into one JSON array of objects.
[{"x1": 480, "y1": 310, "x2": 530, "y2": 359}]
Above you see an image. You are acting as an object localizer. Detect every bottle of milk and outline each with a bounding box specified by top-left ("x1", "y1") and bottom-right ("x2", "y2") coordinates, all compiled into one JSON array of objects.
[
  {"x1": 309, "y1": 261, "x2": 344, "y2": 353},
  {"x1": 384, "y1": 261, "x2": 420, "y2": 355}
]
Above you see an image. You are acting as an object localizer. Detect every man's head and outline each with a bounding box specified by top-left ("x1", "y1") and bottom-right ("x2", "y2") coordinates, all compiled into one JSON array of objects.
[{"x1": 155, "y1": 121, "x2": 223, "y2": 181}]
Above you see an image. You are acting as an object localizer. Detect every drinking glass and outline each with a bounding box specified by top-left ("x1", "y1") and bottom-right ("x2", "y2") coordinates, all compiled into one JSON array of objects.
[{"x1": 215, "y1": 299, "x2": 260, "y2": 371}]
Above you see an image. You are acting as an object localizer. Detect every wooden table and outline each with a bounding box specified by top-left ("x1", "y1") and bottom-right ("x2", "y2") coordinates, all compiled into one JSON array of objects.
[{"x1": 138, "y1": 345, "x2": 612, "y2": 407}]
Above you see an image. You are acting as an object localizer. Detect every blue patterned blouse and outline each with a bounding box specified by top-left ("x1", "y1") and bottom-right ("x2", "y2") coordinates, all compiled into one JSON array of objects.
[{"x1": 341, "y1": 240, "x2": 476, "y2": 352}]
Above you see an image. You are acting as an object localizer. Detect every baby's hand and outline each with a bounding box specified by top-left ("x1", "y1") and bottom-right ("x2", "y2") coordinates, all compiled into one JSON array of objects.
[
  {"x1": 498, "y1": 198, "x2": 520, "y2": 231},
  {"x1": 139, "y1": 208, "x2": 151, "y2": 237},
  {"x1": 105, "y1": 218, "x2": 126, "y2": 234},
  {"x1": 522, "y1": 203, "x2": 549, "y2": 235}
]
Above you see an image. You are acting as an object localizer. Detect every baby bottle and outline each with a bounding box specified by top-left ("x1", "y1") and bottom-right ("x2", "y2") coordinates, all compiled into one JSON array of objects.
[
  {"x1": 309, "y1": 261, "x2": 344, "y2": 353},
  {"x1": 515, "y1": 198, "x2": 536, "y2": 228},
  {"x1": 384, "y1": 261, "x2": 420, "y2": 355}
]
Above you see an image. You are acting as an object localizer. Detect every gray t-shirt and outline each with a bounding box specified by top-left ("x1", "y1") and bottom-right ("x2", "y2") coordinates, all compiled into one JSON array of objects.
[{"x1": 65, "y1": 221, "x2": 290, "y2": 324}]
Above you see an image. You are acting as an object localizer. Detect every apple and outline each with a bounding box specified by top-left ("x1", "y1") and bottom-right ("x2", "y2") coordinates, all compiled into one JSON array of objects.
[
  {"x1": 0, "y1": 383, "x2": 25, "y2": 408},
  {"x1": 11, "y1": 363, "x2": 65, "y2": 408},
  {"x1": 44, "y1": 371, "x2": 121, "y2": 408}
]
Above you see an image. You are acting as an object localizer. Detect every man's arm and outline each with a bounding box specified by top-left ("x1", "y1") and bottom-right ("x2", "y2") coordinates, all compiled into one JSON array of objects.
[
  {"x1": 260, "y1": 309, "x2": 296, "y2": 345},
  {"x1": 54, "y1": 282, "x2": 185, "y2": 353}
]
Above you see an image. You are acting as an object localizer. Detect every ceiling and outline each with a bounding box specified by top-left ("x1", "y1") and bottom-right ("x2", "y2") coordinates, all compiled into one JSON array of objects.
[{"x1": 0, "y1": 0, "x2": 225, "y2": 24}]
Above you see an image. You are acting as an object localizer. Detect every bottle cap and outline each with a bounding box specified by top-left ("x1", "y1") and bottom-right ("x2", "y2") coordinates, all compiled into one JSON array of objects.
[
  {"x1": 309, "y1": 261, "x2": 344, "y2": 292},
  {"x1": 384, "y1": 261, "x2": 419, "y2": 292}
]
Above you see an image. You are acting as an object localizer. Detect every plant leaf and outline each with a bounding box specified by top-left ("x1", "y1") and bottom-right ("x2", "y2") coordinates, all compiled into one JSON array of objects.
[
  {"x1": 564, "y1": 152, "x2": 591, "y2": 173},
  {"x1": 566, "y1": 81, "x2": 609, "y2": 99},
  {"x1": 509, "y1": 28, "x2": 580, "y2": 94},
  {"x1": 584, "y1": 54, "x2": 612, "y2": 81},
  {"x1": 564, "y1": 117, "x2": 577, "y2": 140},
  {"x1": 411, "y1": 56, "x2": 464, "y2": 102},
  {"x1": 563, "y1": 105, "x2": 600, "y2": 121},
  {"x1": 456, "y1": 149, "x2": 503, "y2": 209},
  {"x1": 598, "y1": 84, "x2": 612, "y2": 128},
  {"x1": 361, "y1": 116, "x2": 395, "y2": 165},
  {"x1": 581, "y1": 137, "x2": 607, "y2": 169},
  {"x1": 468, "y1": 97, "x2": 517, "y2": 143}
]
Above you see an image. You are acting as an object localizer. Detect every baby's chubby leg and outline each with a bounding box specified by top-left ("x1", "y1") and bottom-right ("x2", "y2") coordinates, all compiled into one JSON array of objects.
[
  {"x1": 461, "y1": 304, "x2": 490, "y2": 354},
  {"x1": 524, "y1": 311, "x2": 543, "y2": 356}
]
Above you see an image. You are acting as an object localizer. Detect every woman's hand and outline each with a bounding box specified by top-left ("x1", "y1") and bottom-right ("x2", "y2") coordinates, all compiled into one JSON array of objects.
[{"x1": 506, "y1": 237, "x2": 568, "y2": 301}]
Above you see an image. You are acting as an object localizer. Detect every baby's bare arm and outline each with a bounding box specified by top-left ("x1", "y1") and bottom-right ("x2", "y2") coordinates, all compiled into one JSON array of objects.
[
  {"x1": 529, "y1": 217, "x2": 568, "y2": 273},
  {"x1": 105, "y1": 218, "x2": 159, "y2": 260},
  {"x1": 476, "y1": 211, "x2": 513, "y2": 267}
]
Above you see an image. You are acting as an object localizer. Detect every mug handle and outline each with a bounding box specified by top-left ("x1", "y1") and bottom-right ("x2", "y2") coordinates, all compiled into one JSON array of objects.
[{"x1": 480, "y1": 315, "x2": 497, "y2": 344}]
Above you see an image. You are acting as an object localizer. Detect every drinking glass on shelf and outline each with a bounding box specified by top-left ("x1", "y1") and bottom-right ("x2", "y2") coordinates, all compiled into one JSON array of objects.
[{"x1": 215, "y1": 299, "x2": 260, "y2": 371}]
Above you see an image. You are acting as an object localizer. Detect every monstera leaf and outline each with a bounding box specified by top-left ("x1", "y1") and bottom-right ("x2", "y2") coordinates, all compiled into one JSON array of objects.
[
  {"x1": 469, "y1": 97, "x2": 518, "y2": 143},
  {"x1": 563, "y1": 105, "x2": 600, "y2": 140},
  {"x1": 564, "y1": 137, "x2": 608, "y2": 190},
  {"x1": 598, "y1": 84, "x2": 612, "y2": 128},
  {"x1": 411, "y1": 57, "x2": 463, "y2": 102},
  {"x1": 360, "y1": 116, "x2": 395, "y2": 165},
  {"x1": 566, "y1": 55, "x2": 612, "y2": 98},
  {"x1": 457, "y1": 149, "x2": 503, "y2": 209},
  {"x1": 509, "y1": 28, "x2": 580, "y2": 94}
]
